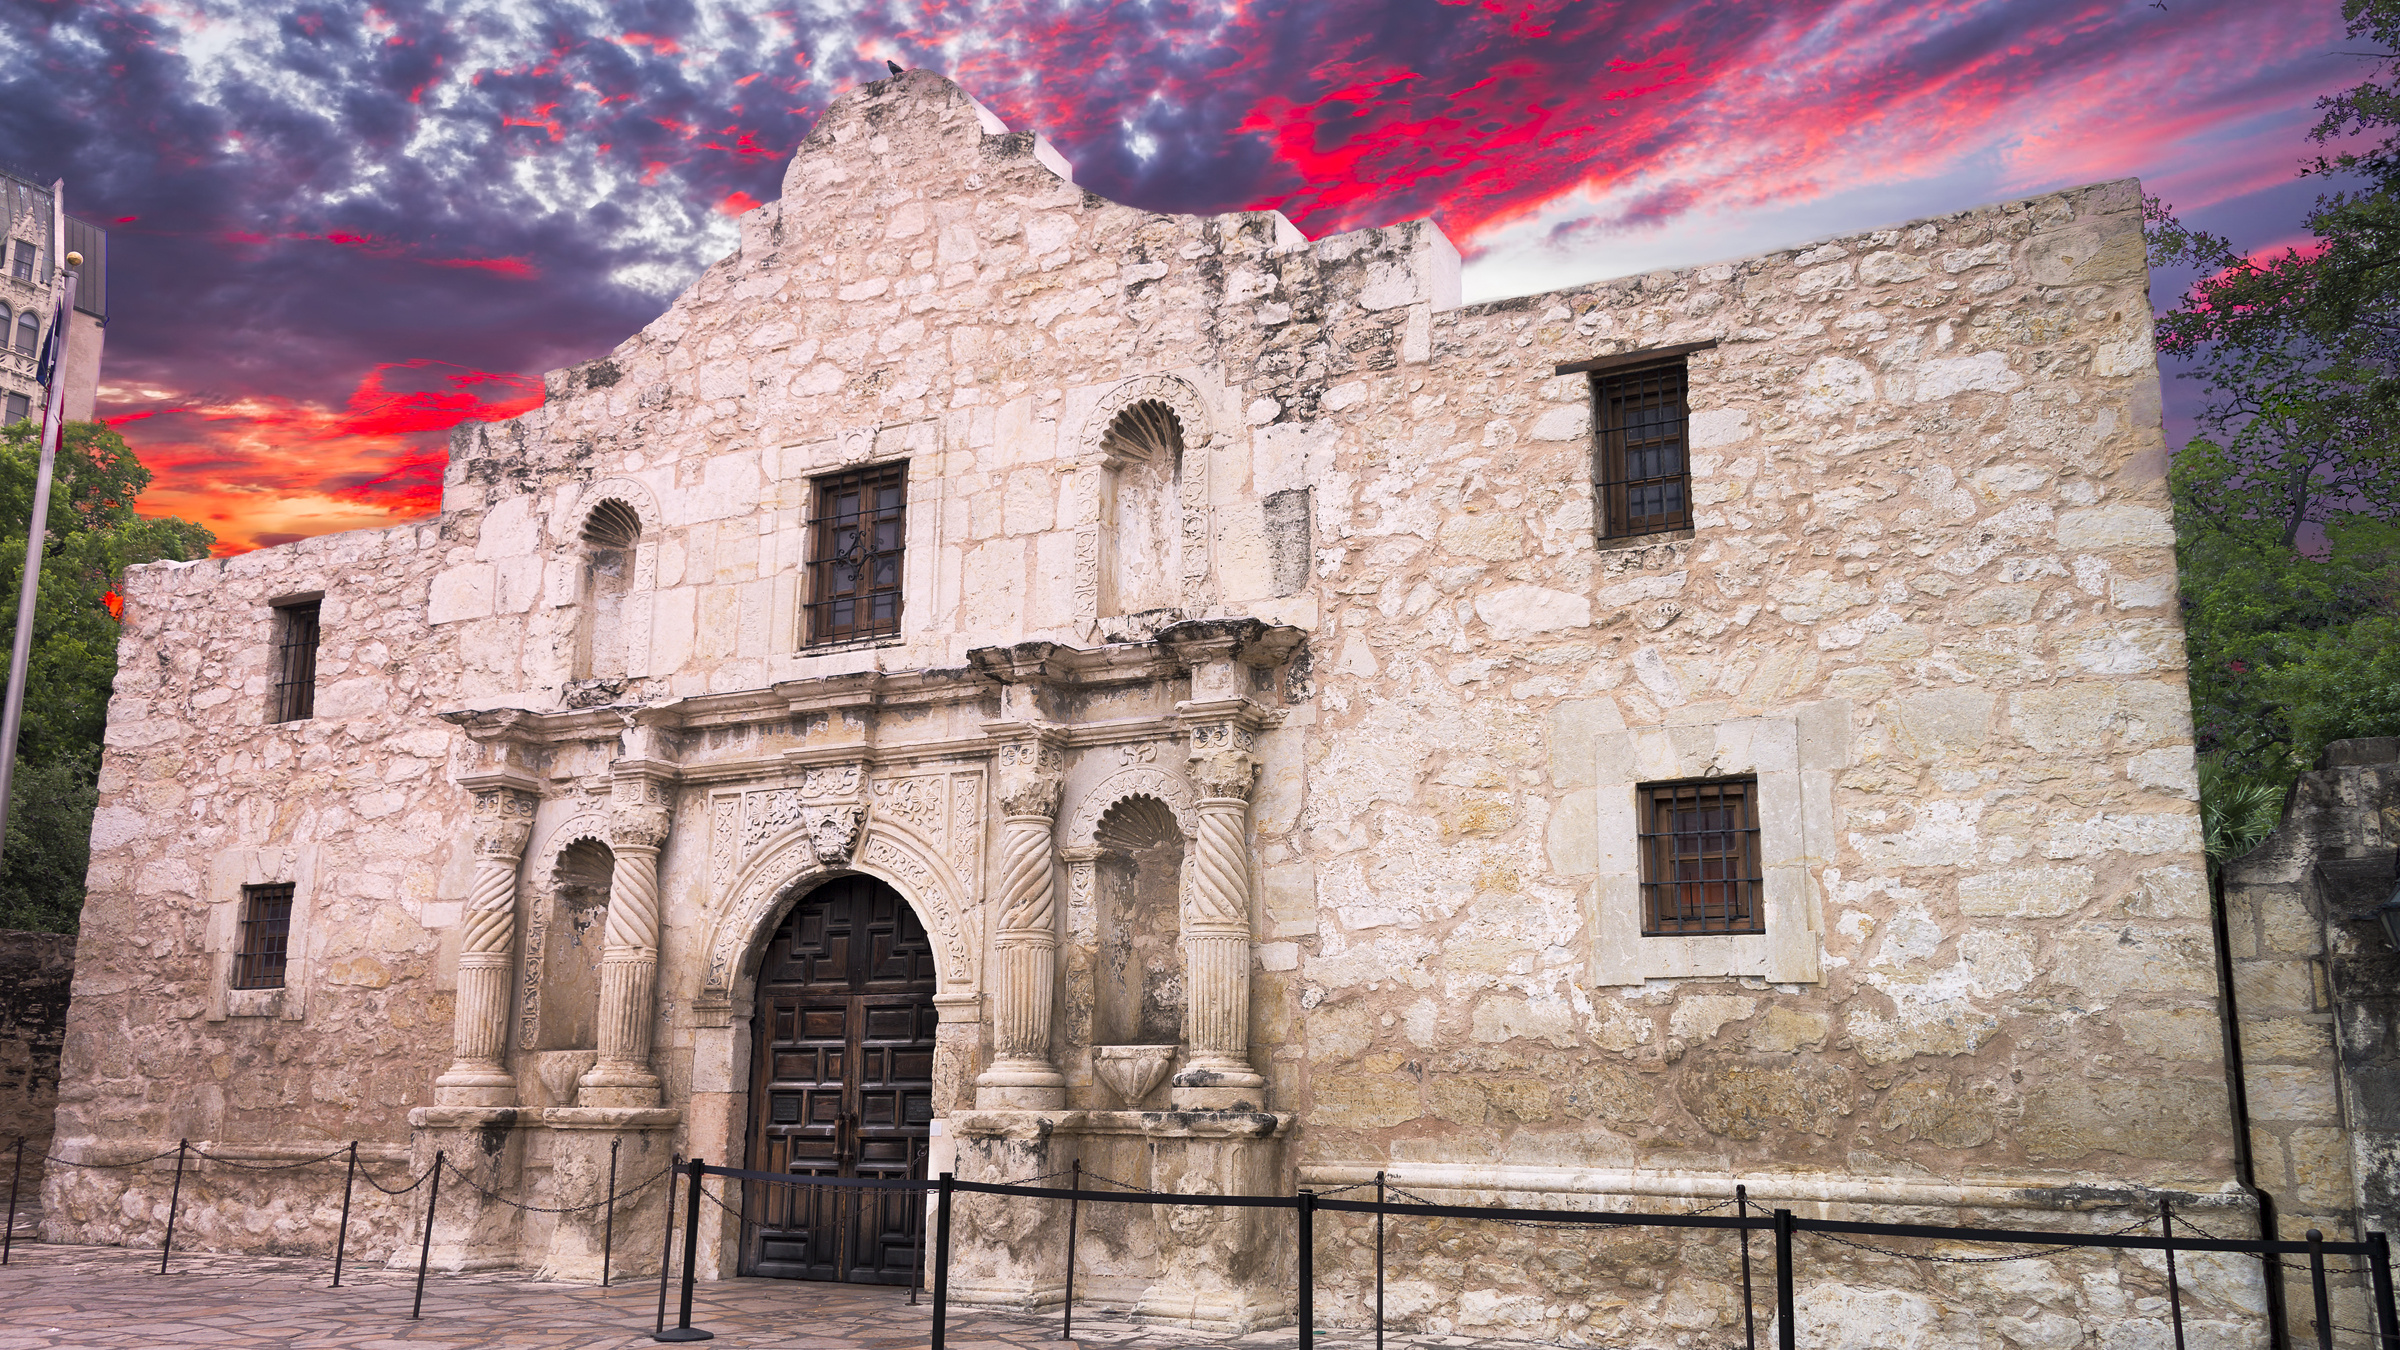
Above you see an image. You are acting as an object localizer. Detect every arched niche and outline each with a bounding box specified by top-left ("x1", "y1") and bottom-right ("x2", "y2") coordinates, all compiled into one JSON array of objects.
[
  {"x1": 533, "y1": 837, "x2": 612, "y2": 1050},
  {"x1": 577, "y1": 499, "x2": 642, "y2": 679},
  {"x1": 1092, "y1": 795, "x2": 1185, "y2": 1045},
  {"x1": 1099, "y1": 401, "x2": 1184, "y2": 618}
]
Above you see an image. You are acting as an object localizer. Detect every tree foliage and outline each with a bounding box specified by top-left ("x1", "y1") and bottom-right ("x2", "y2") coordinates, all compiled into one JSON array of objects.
[
  {"x1": 2148, "y1": 0, "x2": 2400, "y2": 837},
  {"x1": 0, "y1": 417, "x2": 213, "y2": 931}
]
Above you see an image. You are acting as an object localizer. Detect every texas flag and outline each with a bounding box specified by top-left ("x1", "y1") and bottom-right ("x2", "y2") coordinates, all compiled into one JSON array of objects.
[{"x1": 30, "y1": 285, "x2": 67, "y2": 390}]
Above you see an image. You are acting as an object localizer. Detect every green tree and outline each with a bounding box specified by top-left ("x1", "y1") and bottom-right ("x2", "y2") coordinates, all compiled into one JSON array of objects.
[
  {"x1": 0, "y1": 417, "x2": 214, "y2": 931},
  {"x1": 2149, "y1": 0, "x2": 2400, "y2": 830}
]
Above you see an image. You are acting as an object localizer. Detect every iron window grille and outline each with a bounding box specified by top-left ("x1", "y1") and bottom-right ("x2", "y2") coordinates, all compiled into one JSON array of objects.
[
  {"x1": 1638, "y1": 777, "x2": 1764, "y2": 936},
  {"x1": 1594, "y1": 360, "x2": 1692, "y2": 540},
  {"x1": 804, "y1": 463, "x2": 907, "y2": 646},
  {"x1": 270, "y1": 600, "x2": 320, "y2": 723},
  {"x1": 232, "y1": 883, "x2": 295, "y2": 989}
]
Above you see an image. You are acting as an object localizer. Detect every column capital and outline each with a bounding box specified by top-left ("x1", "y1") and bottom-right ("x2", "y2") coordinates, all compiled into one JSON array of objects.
[
  {"x1": 470, "y1": 788, "x2": 539, "y2": 861},
  {"x1": 988, "y1": 723, "x2": 1067, "y2": 819},
  {"x1": 607, "y1": 773, "x2": 674, "y2": 851}
]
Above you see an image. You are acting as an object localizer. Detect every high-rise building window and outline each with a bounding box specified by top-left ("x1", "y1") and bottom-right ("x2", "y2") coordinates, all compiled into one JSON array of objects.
[
  {"x1": 12, "y1": 312, "x2": 34, "y2": 355},
  {"x1": 804, "y1": 463, "x2": 907, "y2": 646},
  {"x1": 9, "y1": 241, "x2": 31, "y2": 282},
  {"x1": 232, "y1": 883, "x2": 295, "y2": 989},
  {"x1": 270, "y1": 600, "x2": 320, "y2": 723},
  {"x1": 2, "y1": 394, "x2": 25, "y2": 427}
]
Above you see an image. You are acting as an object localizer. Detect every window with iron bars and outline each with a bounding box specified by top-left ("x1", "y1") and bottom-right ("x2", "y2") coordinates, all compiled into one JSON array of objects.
[
  {"x1": 232, "y1": 883, "x2": 295, "y2": 989},
  {"x1": 1638, "y1": 777, "x2": 1764, "y2": 936},
  {"x1": 270, "y1": 600, "x2": 320, "y2": 723},
  {"x1": 804, "y1": 463, "x2": 907, "y2": 646},
  {"x1": 1593, "y1": 360, "x2": 1691, "y2": 540}
]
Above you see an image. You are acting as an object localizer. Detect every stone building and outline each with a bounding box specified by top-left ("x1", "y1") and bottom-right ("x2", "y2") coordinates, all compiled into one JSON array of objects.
[
  {"x1": 0, "y1": 167, "x2": 106, "y2": 428},
  {"x1": 47, "y1": 71, "x2": 2248, "y2": 1343}
]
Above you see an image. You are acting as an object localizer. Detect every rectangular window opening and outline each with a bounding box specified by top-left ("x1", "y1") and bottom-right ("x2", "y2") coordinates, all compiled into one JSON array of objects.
[
  {"x1": 1594, "y1": 360, "x2": 1692, "y2": 541},
  {"x1": 3, "y1": 393, "x2": 27, "y2": 427},
  {"x1": 270, "y1": 600, "x2": 320, "y2": 723},
  {"x1": 1638, "y1": 777, "x2": 1764, "y2": 936},
  {"x1": 804, "y1": 463, "x2": 907, "y2": 647},
  {"x1": 232, "y1": 883, "x2": 295, "y2": 989}
]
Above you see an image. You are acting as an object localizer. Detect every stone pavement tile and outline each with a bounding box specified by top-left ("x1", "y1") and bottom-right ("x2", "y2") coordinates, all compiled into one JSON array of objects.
[{"x1": 0, "y1": 1243, "x2": 1586, "y2": 1350}]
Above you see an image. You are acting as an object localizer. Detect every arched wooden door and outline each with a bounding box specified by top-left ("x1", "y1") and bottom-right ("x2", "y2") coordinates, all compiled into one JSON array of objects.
[{"x1": 743, "y1": 876, "x2": 939, "y2": 1282}]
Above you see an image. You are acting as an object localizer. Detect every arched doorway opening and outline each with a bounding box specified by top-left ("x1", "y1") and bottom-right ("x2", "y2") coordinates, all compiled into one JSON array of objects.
[{"x1": 742, "y1": 874, "x2": 938, "y2": 1282}]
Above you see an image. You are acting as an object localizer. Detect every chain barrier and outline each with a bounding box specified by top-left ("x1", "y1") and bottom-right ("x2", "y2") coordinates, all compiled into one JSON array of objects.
[
  {"x1": 1077, "y1": 1166, "x2": 1163, "y2": 1195},
  {"x1": 2156, "y1": 1213, "x2": 2377, "y2": 1277},
  {"x1": 190, "y1": 1144, "x2": 356, "y2": 1172},
  {"x1": 1379, "y1": 1183, "x2": 1740, "y2": 1232},
  {"x1": 438, "y1": 1157, "x2": 675, "y2": 1216},
  {"x1": 38, "y1": 1146, "x2": 185, "y2": 1170},
  {"x1": 359, "y1": 1163, "x2": 435, "y2": 1197}
]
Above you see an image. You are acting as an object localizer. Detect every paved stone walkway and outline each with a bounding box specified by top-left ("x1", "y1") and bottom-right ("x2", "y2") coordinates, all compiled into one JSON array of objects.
[{"x1": 0, "y1": 1243, "x2": 1520, "y2": 1350}]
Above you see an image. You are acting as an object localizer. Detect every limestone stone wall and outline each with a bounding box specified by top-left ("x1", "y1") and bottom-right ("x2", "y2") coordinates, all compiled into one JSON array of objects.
[
  {"x1": 1, "y1": 929, "x2": 72, "y2": 1219},
  {"x1": 48, "y1": 69, "x2": 2236, "y2": 1345}
]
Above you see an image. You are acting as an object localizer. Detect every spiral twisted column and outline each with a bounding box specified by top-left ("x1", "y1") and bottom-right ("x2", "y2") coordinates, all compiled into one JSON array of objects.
[
  {"x1": 1175, "y1": 740, "x2": 1266, "y2": 1110},
  {"x1": 975, "y1": 737, "x2": 1067, "y2": 1110},
  {"x1": 580, "y1": 776, "x2": 672, "y2": 1108},
  {"x1": 436, "y1": 789, "x2": 538, "y2": 1107}
]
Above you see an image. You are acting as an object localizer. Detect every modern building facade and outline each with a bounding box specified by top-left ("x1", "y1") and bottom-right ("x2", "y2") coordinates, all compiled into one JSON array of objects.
[
  {"x1": 44, "y1": 72, "x2": 2263, "y2": 1344},
  {"x1": 0, "y1": 166, "x2": 106, "y2": 428}
]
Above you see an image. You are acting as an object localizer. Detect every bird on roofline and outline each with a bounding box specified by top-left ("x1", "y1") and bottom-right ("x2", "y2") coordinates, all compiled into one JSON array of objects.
[{"x1": 887, "y1": 60, "x2": 904, "y2": 75}]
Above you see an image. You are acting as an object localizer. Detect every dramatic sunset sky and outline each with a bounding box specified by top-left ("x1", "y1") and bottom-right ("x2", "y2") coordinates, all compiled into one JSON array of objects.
[{"x1": 0, "y1": 0, "x2": 2366, "y2": 552}]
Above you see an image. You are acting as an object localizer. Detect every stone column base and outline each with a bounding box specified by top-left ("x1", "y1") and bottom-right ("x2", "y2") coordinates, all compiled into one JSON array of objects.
[
  {"x1": 1170, "y1": 1057, "x2": 1267, "y2": 1112},
  {"x1": 396, "y1": 1107, "x2": 532, "y2": 1272},
  {"x1": 535, "y1": 1107, "x2": 682, "y2": 1283},
  {"x1": 974, "y1": 1057, "x2": 1067, "y2": 1110},
  {"x1": 947, "y1": 1108, "x2": 1292, "y2": 1331}
]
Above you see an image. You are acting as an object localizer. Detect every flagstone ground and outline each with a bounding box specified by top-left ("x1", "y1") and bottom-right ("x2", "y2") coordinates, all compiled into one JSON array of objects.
[{"x1": 0, "y1": 1243, "x2": 1594, "y2": 1350}]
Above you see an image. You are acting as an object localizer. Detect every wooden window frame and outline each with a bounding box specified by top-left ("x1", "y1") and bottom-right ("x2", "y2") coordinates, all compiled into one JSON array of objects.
[
  {"x1": 231, "y1": 883, "x2": 295, "y2": 989},
  {"x1": 1592, "y1": 359, "x2": 1693, "y2": 541},
  {"x1": 803, "y1": 463, "x2": 908, "y2": 647},
  {"x1": 1638, "y1": 777, "x2": 1764, "y2": 936},
  {"x1": 270, "y1": 600, "x2": 320, "y2": 723}
]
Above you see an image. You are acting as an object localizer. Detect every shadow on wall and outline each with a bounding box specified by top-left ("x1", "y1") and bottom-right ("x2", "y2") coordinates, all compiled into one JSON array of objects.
[{"x1": 0, "y1": 930, "x2": 74, "y2": 1219}]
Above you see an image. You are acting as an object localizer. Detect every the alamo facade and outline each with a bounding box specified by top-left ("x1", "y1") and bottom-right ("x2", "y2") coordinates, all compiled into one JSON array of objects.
[{"x1": 46, "y1": 71, "x2": 2246, "y2": 1343}]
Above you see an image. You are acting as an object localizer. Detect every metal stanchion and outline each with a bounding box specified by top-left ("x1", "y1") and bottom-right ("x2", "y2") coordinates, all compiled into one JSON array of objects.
[
  {"x1": 2309, "y1": 1229, "x2": 2334, "y2": 1350},
  {"x1": 4, "y1": 1135, "x2": 23, "y2": 1265},
  {"x1": 2159, "y1": 1198, "x2": 2186, "y2": 1350},
  {"x1": 908, "y1": 1161, "x2": 925, "y2": 1307},
  {"x1": 654, "y1": 1158, "x2": 713, "y2": 1342},
  {"x1": 412, "y1": 1151, "x2": 443, "y2": 1319},
  {"x1": 1060, "y1": 1159, "x2": 1080, "y2": 1341},
  {"x1": 330, "y1": 1142, "x2": 358, "y2": 1287},
  {"x1": 1374, "y1": 1171, "x2": 1386, "y2": 1350},
  {"x1": 602, "y1": 1137, "x2": 620, "y2": 1288},
  {"x1": 1773, "y1": 1209, "x2": 1796, "y2": 1350},
  {"x1": 1298, "y1": 1189, "x2": 1316, "y2": 1350},
  {"x1": 1737, "y1": 1185, "x2": 1756, "y2": 1350},
  {"x1": 158, "y1": 1139, "x2": 188, "y2": 1275},
  {"x1": 656, "y1": 1157, "x2": 681, "y2": 1336},
  {"x1": 932, "y1": 1173, "x2": 954, "y2": 1350},
  {"x1": 2369, "y1": 1231, "x2": 2398, "y2": 1350}
]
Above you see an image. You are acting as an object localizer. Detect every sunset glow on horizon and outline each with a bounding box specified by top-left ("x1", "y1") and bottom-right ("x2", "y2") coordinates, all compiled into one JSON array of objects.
[{"x1": 3, "y1": 0, "x2": 2366, "y2": 552}]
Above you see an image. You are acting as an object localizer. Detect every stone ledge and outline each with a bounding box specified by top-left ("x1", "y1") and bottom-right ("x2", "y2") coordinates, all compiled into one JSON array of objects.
[
  {"x1": 949, "y1": 1109, "x2": 1292, "y2": 1140},
  {"x1": 540, "y1": 1106, "x2": 682, "y2": 1131}
]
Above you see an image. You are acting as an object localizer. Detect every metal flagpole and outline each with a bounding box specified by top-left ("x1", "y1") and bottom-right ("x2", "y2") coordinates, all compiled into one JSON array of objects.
[{"x1": 0, "y1": 251, "x2": 81, "y2": 854}]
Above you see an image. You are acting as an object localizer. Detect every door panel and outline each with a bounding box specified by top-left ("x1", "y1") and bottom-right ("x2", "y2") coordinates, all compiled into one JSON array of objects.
[{"x1": 745, "y1": 876, "x2": 939, "y2": 1283}]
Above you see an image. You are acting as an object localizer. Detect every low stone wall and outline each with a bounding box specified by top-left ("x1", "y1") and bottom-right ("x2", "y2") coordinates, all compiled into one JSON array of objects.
[{"x1": 0, "y1": 929, "x2": 73, "y2": 1216}]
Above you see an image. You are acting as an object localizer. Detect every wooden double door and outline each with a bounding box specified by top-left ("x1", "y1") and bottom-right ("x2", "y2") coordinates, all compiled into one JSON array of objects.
[{"x1": 744, "y1": 876, "x2": 939, "y2": 1282}]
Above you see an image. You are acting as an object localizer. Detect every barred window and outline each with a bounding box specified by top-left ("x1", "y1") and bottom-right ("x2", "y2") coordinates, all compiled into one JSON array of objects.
[
  {"x1": 804, "y1": 463, "x2": 907, "y2": 646},
  {"x1": 232, "y1": 883, "x2": 295, "y2": 989},
  {"x1": 1594, "y1": 360, "x2": 1691, "y2": 540},
  {"x1": 1639, "y1": 778, "x2": 1763, "y2": 936},
  {"x1": 270, "y1": 600, "x2": 320, "y2": 723}
]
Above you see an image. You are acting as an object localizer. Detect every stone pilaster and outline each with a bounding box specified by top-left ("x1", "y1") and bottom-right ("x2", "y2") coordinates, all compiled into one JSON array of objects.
[
  {"x1": 580, "y1": 771, "x2": 672, "y2": 1108},
  {"x1": 435, "y1": 788, "x2": 538, "y2": 1107},
  {"x1": 976, "y1": 736, "x2": 1067, "y2": 1109},
  {"x1": 1174, "y1": 733, "x2": 1265, "y2": 1109}
]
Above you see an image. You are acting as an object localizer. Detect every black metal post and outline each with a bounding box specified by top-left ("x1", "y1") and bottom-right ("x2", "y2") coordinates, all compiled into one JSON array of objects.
[
  {"x1": 158, "y1": 1139, "x2": 188, "y2": 1275},
  {"x1": 1298, "y1": 1189, "x2": 1316, "y2": 1350},
  {"x1": 2304, "y1": 1228, "x2": 2334, "y2": 1350},
  {"x1": 2159, "y1": 1198, "x2": 2187, "y2": 1350},
  {"x1": 656, "y1": 1156, "x2": 680, "y2": 1336},
  {"x1": 331, "y1": 1141, "x2": 357, "y2": 1287},
  {"x1": 1738, "y1": 1185, "x2": 1756, "y2": 1350},
  {"x1": 933, "y1": 1173, "x2": 955, "y2": 1350},
  {"x1": 908, "y1": 1143, "x2": 925, "y2": 1307},
  {"x1": 655, "y1": 1157, "x2": 714, "y2": 1342},
  {"x1": 1374, "y1": 1171, "x2": 1386, "y2": 1350},
  {"x1": 1773, "y1": 1209, "x2": 1796, "y2": 1350},
  {"x1": 4, "y1": 1135, "x2": 22, "y2": 1266},
  {"x1": 603, "y1": 1137, "x2": 621, "y2": 1289},
  {"x1": 1060, "y1": 1159, "x2": 1080, "y2": 1341},
  {"x1": 2369, "y1": 1232, "x2": 2398, "y2": 1350},
  {"x1": 412, "y1": 1151, "x2": 443, "y2": 1319}
]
